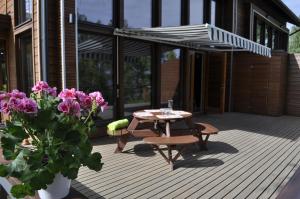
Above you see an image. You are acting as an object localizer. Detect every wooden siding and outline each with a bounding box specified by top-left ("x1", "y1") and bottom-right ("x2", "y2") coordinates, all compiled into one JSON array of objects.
[
  {"x1": 64, "y1": 0, "x2": 77, "y2": 88},
  {"x1": 232, "y1": 52, "x2": 288, "y2": 116},
  {"x1": 286, "y1": 54, "x2": 300, "y2": 116},
  {"x1": 236, "y1": 1, "x2": 250, "y2": 38},
  {"x1": 73, "y1": 113, "x2": 300, "y2": 199}
]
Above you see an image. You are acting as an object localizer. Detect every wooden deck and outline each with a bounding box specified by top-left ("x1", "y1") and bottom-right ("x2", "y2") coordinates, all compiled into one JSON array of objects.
[{"x1": 72, "y1": 113, "x2": 300, "y2": 199}]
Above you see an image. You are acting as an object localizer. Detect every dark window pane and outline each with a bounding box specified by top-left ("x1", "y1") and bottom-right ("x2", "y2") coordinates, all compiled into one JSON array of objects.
[
  {"x1": 124, "y1": 0, "x2": 151, "y2": 28},
  {"x1": 78, "y1": 0, "x2": 113, "y2": 26},
  {"x1": 265, "y1": 26, "x2": 269, "y2": 46},
  {"x1": 161, "y1": 48, "x2": 181, "y2": 108},
  {"x1": 162, "y1": 0, "x2": 181, "y2": 27},
  {"x1": 18, "y1": 34, "x2": 33, "y2": 94},
  {"x1": 17, "y1": 0, "x2": 32, "y2": 24},
  {"x1": 210, "y1": 0, "x2": 216, "y2": 25},
  {"x1": 256, "y1": 22, "x2": 262, "y2": 44},
  {"x1": 190, "y1": 0, "x2": 204, "y2": 25},
  {"x1": 123, "y1": 40, "x2": 152, "y2": 116},
  {"x1": 78, "y1": 33, "x2": 114, "y2": 120},
  {"x1": 0, "y1": 40, "x2": 8, "y2": 92}
]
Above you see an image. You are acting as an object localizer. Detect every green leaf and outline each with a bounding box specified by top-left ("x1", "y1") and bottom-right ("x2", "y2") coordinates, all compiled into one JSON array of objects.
[
  {"x1": 29, "y1": 170, "x2": 55, "y2": 190},
  {"x1": 0, "y1": 164, "x2": 8, "y2": 176},
  {"x1": 11, "y1": 183, "x2": 35, "y2": 198},
  {"x1": 61, "y1": 168, "x2": 78, "y2": 180},
  {"x1": 6, "y1": 121, "x2": 28, "y2": 139},
  {"x1": 85, "y1": 152, "x2": 103, "y2": 172}
]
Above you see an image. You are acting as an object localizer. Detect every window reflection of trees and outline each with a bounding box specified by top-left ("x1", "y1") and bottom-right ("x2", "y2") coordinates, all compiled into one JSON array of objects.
[
  {"x1": 123, "y1": 40, "x2": 151, "y2": 115},
  {"x1": 78, "y1": 33, "x2": 114, "y2": 119}
]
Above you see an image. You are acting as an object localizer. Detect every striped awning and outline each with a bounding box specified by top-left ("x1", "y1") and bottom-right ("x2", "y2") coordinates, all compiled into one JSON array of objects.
[{"x1": 114, "y1": 23, "x2": 271, "y2": 57}]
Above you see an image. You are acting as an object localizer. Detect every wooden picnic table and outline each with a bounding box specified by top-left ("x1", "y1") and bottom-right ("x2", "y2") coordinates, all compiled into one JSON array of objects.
[{"x1": 114, "y1": 109, "x2": 195, "y2": 153}]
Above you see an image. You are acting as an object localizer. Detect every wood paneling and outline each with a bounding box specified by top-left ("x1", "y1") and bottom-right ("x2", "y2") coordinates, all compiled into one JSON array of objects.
[
  {"x1": 286, "y1": 54, "x2": 300, "y2": 116},
  {"x1": 206, "y1": 52, "x2": 227, "y2": 113},
  {"x1": 232, "y1": 52, "x2": 288, "y2": 116}
]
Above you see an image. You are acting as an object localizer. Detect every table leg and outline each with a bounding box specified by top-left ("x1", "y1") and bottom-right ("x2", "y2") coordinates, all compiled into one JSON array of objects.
[
  {"x1": 168, "y1": 145, "x2": 174, "y2": 171},
  {"x1": 114, "y1": 134, "x2": 129, "y2": 153},
  {"x1": 166, "y1": 121, "x2": 171, "y2": 137}
]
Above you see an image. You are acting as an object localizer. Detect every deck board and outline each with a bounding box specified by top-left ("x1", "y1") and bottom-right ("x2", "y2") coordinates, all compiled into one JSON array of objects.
[{"x1": 72, "y1": 113, "x2": 300, "y2": 199}]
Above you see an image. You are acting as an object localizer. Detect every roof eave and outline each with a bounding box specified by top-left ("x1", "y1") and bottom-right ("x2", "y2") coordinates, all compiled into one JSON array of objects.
[{"x1": 271, "y1": 0, "x2": 300, "y2": 26}]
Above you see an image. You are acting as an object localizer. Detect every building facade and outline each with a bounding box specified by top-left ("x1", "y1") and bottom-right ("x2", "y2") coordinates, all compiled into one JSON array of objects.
[{"x1": 0, "y1": 0, "x2": 299, "y2": 126}]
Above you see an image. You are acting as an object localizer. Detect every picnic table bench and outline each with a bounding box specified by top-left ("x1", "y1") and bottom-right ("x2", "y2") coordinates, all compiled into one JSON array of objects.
[{"x1": 144, "y1": 135, "x2": 199, "y2": 170}]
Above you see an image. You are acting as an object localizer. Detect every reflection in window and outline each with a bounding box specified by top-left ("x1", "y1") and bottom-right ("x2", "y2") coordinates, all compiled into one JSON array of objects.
[
  {"x1": 123, "y1": 40, "x2": 152, "y2": 116},
  {"x1": 265, "y1": 26, "x2": 269, "y2": 47},
  {"x1": 78, "y1": 0, "x2": 113, "y2": 26},
  {"x1": 78, "y1": 33, "x2": 114, "y2": 119},
  {"x1": 190, "y1": 0, "x2": 204, "y2": 25},
  {"x1": 210, "y1": 0, "x2": 216, "y2": 25},
  {"x1": 17, "y1": 0, "x2": 32, "y2": 24},
  {"x1": 18, "y1": 34, "x2": 33, "y2": 94},
  {"x1": 0, "y1": 40, "x2": 8, "y2": 91},
  {"x1": 124, "y1": 0, "x2": 151, "y2": 28},
  {"x1": 162, "y1": 0, "x2": 181, "y2": 27},
  {"x1": 256, "y1": 22, "x2": 262, "y2": 44},
  {"x1": 161, "y1": 48, "x2": 181, "y2": 108}
]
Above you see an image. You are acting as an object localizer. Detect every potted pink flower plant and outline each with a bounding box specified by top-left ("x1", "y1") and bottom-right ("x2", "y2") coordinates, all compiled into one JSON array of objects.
[{"x1": 0, "y1": 81, "x2": 107, "y2": 199}]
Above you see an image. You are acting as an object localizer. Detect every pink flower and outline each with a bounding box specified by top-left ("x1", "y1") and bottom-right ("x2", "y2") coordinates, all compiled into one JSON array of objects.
[
  {"x1": 18, "y1": 98, "x2": 38, "y2": 114},
  {"x1": 58, "y1": 100, "x2": 81, "y2": 117},
  {"x1": 58, "y1": 100, "x2": 70, "y2": 114},
  {"x1": 8, "y1": 97, "x2": 22, "y2": 111},
  {"x1": 48, "y1": 87, "x2": 57, "y2": 97},
  {"x1": 0, "y1": 93, "x2": 10, "y2": 101},
  {"x1": 32, "y1": 81, "x2": 49, "y2": 92},
  {"x1": 10, "y1": 90, "x2": 26, "y2": 99},
  {"x1": 0, "y1": 101, "x2": 9, "y2": 114},
  {"x1": 89, "y1": 91, "x2": 107, "y2": 112},
  {"x1": 58, "y1": 88, "x2": 76, "y2": 101},
  {"x1": 32, "y1": 81, "x2": 57, "y2": 97},
  {"x1": 76, "y1": 91, "x2": 92, "y2": 109}
]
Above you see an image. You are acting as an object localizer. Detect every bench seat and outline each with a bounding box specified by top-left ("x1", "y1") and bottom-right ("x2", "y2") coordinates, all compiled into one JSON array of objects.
[
  {"x1": 144, "y1": 135, "x2": 199, "y2": 170},
  {"x1": 194, "y1": 122, "x2": 219, "y2": 150}
]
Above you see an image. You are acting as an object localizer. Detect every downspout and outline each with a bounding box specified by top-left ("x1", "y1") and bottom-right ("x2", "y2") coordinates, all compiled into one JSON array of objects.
[
  {"x1": 40, "y1": 0, "x2": 47, "y2": 81},
  {"x1": 75, "y1": 0, "x2": 79, "y2": 89},
  {"x1": 60, "y1": 0, "x2": 66, "y2": 89}
]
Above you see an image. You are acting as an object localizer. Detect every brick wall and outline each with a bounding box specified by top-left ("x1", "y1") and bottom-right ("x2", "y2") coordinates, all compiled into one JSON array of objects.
[
  {"x1": 232, "y1": 52, "x2": 288, "y2": 116},
  {"x1": 286, "y1": 54, "x2": 300, "y2": 116}
]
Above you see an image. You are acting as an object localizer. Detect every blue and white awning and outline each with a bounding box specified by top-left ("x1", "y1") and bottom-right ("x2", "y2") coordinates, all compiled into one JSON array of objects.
[{"x1": 114, "y1": 24, "x2": 271, "y2": 57}]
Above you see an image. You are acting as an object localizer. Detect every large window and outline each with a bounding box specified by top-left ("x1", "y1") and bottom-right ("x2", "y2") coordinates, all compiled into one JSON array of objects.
[
  {"x1": 16, "y1": 0, "x2": 32, "y2": 25},
  {"x1": 161, "y1": 0, "x2": 181, "y2": 27},
  {"x1": 78, "y1": 0, "x2": 113, "y2": 26},
  {"x1": 253, "y1": 15, "x2": 288, "y2": 50},
  {"x1": 160, "y1": 48, "x2": 181, "y2": 108},
  {"x1": 78, "y1": 33, "x2": 114, "y2": 120},
  {"x1": 17, "y1": 34, "x2": 33, "y2": 94},
  {"x1": 0, "y1": 40, "x2": 8, "y2": 92},
  {"x1": 190, "y1": 0, "x2": 204, "y2": 25},
  {"x1": 123, "y1": 40, "x2": 152, "y2": 116},
  {"x1": 124, "y1": 0, "x2": 152, "y2": 28}
]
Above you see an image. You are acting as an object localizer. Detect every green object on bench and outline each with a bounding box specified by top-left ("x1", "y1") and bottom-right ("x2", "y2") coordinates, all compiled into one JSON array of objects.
[{"x1": 107, "y1": 119, "x2": 129, "y2": 136}]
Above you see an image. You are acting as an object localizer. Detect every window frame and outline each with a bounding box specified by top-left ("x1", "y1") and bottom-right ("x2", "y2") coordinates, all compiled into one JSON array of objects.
[
  {"x1": 16, "y1": 31, "x2": 34, "y2": 95},
  {"x1": 14, "y1": 0, "x2": 33, "y2": 27}
]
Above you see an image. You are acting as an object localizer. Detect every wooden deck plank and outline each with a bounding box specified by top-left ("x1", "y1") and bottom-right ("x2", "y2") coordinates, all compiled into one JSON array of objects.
[
  {"x1": 162, "y1": 126, "x2": 297, "y2": 199},
  {"x1": 70, "y1": 113, "x2": 300, "y2": 199}
]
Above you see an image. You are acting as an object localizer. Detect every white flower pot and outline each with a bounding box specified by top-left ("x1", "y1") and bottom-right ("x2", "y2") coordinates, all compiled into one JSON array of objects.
[{"x1": 38, "y1": 173, "x2": 71, "y2": 199}]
